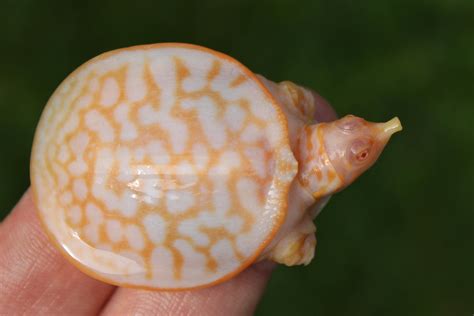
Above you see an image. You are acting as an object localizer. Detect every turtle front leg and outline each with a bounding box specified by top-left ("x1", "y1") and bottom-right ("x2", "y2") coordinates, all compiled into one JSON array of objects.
[
  {"x1": 278, "y1": 80, "x2": 318, "y2": 122},
  {"x1": 267, "y1": 217, "x2": 317, "y2": 266},
  {"x1": 257, "y1": 75, "x2": 316, "y2": 122},
  {"x1": 257, "y1": 74, "x2": 336, "y2": 123}
]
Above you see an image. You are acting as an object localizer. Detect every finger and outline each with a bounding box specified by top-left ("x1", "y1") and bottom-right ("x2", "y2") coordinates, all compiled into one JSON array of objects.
[
  {"x1": 101, "y1": 260, "x2": 275, "y2": 316},
  {"x1": 0, "y1": 189, "x2": 116, "y2": 315},
  {"x1": 310, "y1": 89, "x2": 339, "y2": 122}
]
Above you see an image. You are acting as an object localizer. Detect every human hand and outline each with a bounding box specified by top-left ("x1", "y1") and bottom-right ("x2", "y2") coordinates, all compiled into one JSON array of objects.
[{"x1": 0, "y1": 189, "x2": 275, "y2": 315}]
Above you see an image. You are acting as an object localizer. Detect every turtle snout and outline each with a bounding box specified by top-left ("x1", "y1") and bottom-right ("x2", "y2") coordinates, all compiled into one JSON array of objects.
[{"x1": 376, "y1": 117, "x2": 403, "y2": 141}]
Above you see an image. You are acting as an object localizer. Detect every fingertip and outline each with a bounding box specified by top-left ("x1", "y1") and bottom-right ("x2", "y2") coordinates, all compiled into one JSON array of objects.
[
  {"x1": 0, "y1": 189, "x2": 115, "y2": 315},
  {"x1": 310, "y1": 90, "x2": 338, "y2": 122},
  {"x1": 250, "y1": 260, "x2": 276, "y2": 277}
]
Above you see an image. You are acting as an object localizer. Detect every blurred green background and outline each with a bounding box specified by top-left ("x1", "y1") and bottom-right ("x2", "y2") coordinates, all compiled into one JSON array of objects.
[{"x1": 1, "y1": 0, "x2": 473, "y2": 315}]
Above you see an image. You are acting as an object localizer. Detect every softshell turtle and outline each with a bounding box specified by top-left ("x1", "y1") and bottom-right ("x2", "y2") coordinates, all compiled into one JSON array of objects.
[{"x1": 30, "y1": 43, "x2": 402, "y2": 290}]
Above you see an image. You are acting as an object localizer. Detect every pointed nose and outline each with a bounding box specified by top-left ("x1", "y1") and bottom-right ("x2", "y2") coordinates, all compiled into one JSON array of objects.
[{"x1": 376, "y1": 117, "x2": 403, "y2": 140}]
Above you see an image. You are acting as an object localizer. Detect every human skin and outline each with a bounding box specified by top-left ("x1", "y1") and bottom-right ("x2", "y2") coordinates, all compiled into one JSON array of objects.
[{"x1": 0, "y1": 89, "x2": 337, "y2": 315}]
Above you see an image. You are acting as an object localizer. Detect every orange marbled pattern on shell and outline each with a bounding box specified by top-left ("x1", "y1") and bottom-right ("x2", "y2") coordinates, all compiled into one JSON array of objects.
[{"x1": 30, "y1": 44, "x2": 297, "y2": 289}]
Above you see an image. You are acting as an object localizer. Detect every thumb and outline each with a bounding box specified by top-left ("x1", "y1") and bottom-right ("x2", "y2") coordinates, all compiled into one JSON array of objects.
[{"x1": 101, "y1": 260, "x2": 275, "y2": 316}]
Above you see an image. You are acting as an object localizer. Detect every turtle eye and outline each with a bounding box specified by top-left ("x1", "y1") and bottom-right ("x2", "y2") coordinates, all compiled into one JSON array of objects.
[
  {"x1": 355, "y1": 149, "x2": 369, "y2": 161},
  {"x1": 350, "y1": 139, "x2": 372, "y2": 163}
]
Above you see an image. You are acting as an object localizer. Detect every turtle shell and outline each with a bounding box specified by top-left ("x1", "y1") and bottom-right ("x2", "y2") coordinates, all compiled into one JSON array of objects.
[{"x1": 30, "y1": 43, "x2": 298, "y2": 289}]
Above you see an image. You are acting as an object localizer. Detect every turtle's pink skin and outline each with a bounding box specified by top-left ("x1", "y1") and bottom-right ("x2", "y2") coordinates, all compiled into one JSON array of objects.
[{"x1": 30, "y1": 43, "x2": 402, "y2": 290}]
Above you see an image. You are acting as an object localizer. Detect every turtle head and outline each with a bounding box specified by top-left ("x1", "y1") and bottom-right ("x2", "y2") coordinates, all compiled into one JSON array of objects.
[{"x1": 321, "y1": 115, "x2": 402, "y2": 189}]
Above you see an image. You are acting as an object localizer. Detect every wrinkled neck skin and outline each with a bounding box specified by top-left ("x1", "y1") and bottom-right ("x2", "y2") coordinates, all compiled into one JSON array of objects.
[
  {"x1": 257, "y1": 76, "x2": 336, "y2": 265},
  {"x1": 257, "y1": 75, "x2": 341, "y2": 206},
  {"x1": 296, "y1": 124, "x2": 344, "y2": 199}
]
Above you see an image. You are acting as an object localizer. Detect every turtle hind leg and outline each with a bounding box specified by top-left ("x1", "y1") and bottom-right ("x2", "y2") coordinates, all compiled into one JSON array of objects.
[
  {"x1": 269, "y1": 233, "x2": 316, "y2": 266},
  {"x1": 267, "y1": 219, "x2": 317, "y2": 266}
]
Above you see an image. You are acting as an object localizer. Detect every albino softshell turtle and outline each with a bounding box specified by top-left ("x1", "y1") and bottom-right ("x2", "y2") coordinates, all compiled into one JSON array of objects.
[{"x1": 30, "y1": 43, "x2": 402, "y2": 290}]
